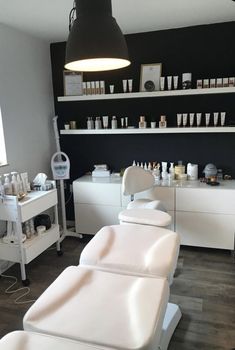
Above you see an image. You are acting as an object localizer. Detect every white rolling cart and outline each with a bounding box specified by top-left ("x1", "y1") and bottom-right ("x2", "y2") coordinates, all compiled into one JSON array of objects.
[{"x1": 0, "y1": 188, "x2": 61, "y2": 285}]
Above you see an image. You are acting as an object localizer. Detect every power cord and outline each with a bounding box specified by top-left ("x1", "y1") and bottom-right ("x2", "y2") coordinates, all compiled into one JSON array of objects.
[{"x1": 0, "y1": 274, "x2": 36, "y2": 305}]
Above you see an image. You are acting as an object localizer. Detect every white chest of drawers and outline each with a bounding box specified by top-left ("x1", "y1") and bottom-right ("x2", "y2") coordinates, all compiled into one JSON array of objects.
[{"x1": 73, "y1": 176, "x2": 235, "y2": 251}]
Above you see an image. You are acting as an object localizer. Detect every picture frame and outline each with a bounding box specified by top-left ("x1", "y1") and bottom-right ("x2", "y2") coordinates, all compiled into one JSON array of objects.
[
  {"x1": 63, "y1": 70, "x2": 83, "y2": 96},
  {"x1": 139, "y1": 63, "x2": 162, "y2": 92}
]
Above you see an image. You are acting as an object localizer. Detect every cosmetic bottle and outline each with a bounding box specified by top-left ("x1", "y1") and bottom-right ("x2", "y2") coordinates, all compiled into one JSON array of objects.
[
  {"x1": 139, "y1": 116, "x2": 146, "y2": 129},
  {"x1": 111, "y1": 116, "x2": 118, "y2": 129},
  {"x1": 153, "y1": 164, "x2": 161, "y2": 184},
  {"x1": 161, "y1": 162, "x2": 168, "y2": 182},
  {"x1": 102, "y1": 116, "x2": 109, "y2": 129},
  {"x1": 11, "y1": 171, "x2": 19, "y2": 196},
  {"x1": 144, "y1": 162, "x2": 148, "y2": 170},
  {"x1": 87, "y1": 117, "x2": 94, "y2": 130},
  {"x1": 121, "y1": 117, "x2": 125, "y2": 128},
  {"x1": 125, "y1": 117, "x2": 128, "y2": 128},
  {"x1": 175, "y1": 161, "x2": 185, "y2": 180},
  {"x1": 16, "y1": 174, "x2": 23, "y2": 193},
  {"x1": 95, "y1": 117, "x2": 102, "y2": 129},
  {"x1": 159, "y1": 115, "x2": 167, "y2": 128},
  {"x1": 132, "y1": 160, "x2": 137, "y2": 166},
  {"x1": 169, "y1": 162, "x2": 175, "y2": 181},
  {"x1": 4, "y1": 173, "x2": 12, "y2": 195}
]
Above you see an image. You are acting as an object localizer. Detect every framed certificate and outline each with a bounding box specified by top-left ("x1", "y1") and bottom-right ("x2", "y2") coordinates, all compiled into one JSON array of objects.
[
  {"x1": 63, "y1": 70, "x2": 83, "y2": 96},
  {"x1": 139, "y1": 63, "x2": 162, "y2": 92}
]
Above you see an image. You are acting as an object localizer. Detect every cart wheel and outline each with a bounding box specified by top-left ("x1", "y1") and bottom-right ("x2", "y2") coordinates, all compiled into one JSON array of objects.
[
  {"x1": 57, "y1": 250, "x2": 63, "y2": 256},
  {"x1": 22, "y1": 278, "x2": 30, "y2": 286}
]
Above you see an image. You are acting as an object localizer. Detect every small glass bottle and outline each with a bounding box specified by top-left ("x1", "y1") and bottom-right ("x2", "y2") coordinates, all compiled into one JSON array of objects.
[
  {"x1": 95, "y1": 117, "x2": 102, "y2": 129},
  {"x1": 159, "y1": 115, "x2": 167, "y2": 128},
  {"x1": 87, "y1": 117, "x2": 94, "y2": 130},
  {"x1": 217, "y1": 169, "x2": 223, "y2": 181},
  {"x1": 139, "y1": 116, "x2": 146, "y2": 129},
  {"x1": 111, "y1": 116, "x2": 118, "y2": 129},
  {"x1": 4, "y1": 173, "x2": 12, "y2": 195}
]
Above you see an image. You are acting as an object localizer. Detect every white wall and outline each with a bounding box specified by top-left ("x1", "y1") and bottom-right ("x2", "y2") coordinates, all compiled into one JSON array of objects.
[
  {"x1": 0, "y1": 23, "x2": 55, "y2": 179},
  {"x1": 0, "y1": 24, "x2": 55, "y2": 273}
]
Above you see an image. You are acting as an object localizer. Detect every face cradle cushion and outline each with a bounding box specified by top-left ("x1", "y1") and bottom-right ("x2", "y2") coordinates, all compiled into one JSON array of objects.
[
  {"x1": 119, "y1": 208, "x2": 172, "y2": 227},
  {"x1": 23, "y1": 266, "x2": 169, "y2": 350},
  {"x1": 80, "y1": 224, "x2": 180, "y2": 284},
  {"x1": 0, "y1": 331, "x2": 114, "y2": 350}
]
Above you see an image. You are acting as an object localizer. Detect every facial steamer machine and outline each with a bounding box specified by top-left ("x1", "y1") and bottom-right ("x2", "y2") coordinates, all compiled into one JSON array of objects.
[{"x1": 52, "y1": 116, "x2": 82, "y2": 241}]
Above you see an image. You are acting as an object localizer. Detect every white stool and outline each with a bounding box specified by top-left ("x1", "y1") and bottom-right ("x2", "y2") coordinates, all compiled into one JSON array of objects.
[
  {"x1": 0, "y1": 331, "x2": 111, "y2": 350},
  {"x1": 119, "y1": 166, "x2": 171, "y2": 227},
  {"x1": 24, "y1": 266, "x2": 169, "y2": 350},
  {"x1": 80, "y1": 224, "x2": 180, "y2": 284}
]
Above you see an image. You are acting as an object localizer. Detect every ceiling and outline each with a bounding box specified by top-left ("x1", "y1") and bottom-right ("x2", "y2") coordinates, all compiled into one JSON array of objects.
[{"x1": 0, "y1": 0, "x2": 235, "y2": 43}]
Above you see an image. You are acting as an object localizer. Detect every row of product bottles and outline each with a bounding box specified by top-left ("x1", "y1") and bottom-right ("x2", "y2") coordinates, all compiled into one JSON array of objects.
[
  {"x1": 0, "y1": 172, "x2": 30, "y2": 196},
  {"x1": 87, "y1": 116, "x2": 128, "y2": 129},
  {"x1": 2, "y1": 218, "x2": 45, "y2": 244},
  {"x1": 132, "y1": 160, "x2": 198, "y2": 182},
  {"x1": 86, "y1": 115, "x2": 168, "y2": 130}
]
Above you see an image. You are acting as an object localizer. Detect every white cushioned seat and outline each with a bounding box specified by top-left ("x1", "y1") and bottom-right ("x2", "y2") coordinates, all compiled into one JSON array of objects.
[
  {"x1": 0, "y1": 331, "x2": 110, "y2": 350},
  {"x1": 119, "y1": 208, "x2": 171, "y2": 227},
  {"x1": 80, "y1": 224, "x2": 180, "y2": 284},
  {"x1": 23, "y1": 266, "x2": 169, "y2": 350}
]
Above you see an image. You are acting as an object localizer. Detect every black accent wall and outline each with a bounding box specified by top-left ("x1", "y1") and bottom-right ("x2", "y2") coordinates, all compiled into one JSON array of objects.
[{"x1": 50, "y1": 22, "x2": 235, "y2": 218}]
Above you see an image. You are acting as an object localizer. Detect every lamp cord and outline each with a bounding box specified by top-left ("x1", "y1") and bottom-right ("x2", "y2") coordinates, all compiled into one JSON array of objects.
[{"x1": 0, "y1": 274, "x2": 36, "y2": 305}]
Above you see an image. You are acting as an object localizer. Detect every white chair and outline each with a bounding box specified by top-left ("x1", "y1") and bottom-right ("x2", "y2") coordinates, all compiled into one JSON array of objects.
[
  {"x1": 0, "y1": 331, "x2": 107, "y2": 350},
  {"x1": 119, "y1": 166, "x2": 172, "y2": 227},
  {"x1": 24, "y1": 265, "x2": 170, "y2": 350},
  {"x1": 80, "y1": 224, "x2": 180, "y2": 284}
]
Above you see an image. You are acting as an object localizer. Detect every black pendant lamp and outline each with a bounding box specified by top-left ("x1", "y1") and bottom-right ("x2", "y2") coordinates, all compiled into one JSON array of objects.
[{"x1": 64, "y1": 0, "x2": 131, "y2": 72}]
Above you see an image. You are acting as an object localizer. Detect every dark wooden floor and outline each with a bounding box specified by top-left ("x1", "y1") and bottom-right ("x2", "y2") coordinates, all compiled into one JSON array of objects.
[{"x1": 0, "y1": 237, "x2": 234, "y2": 350}]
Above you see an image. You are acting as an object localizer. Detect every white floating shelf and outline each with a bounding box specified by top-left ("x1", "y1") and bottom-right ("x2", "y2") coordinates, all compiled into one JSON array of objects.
[
  {"x1": 58, "y1": 87, "x2": 235, "y2": 102},
  {"x1": 60, "y1": 127, "x2": 235, "y2": 135}
]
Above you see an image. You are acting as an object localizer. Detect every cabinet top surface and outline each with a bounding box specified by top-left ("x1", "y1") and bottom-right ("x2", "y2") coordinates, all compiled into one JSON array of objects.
[
  {"x1": 4, "y1": 189, "x2": 57, "y2": 207},
  {"x1": 74, "y1": 175, "x2": 235, "y2": 190}
]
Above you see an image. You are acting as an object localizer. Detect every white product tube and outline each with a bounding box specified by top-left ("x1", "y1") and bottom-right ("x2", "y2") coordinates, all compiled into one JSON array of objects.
[
  {"x1": 177, "y1": 113, "x2": 182, "y2": 127},
  {"x1": 109, "y1": 85, "x2": 114, "y2": 94},
  {"x1": 128, "y1": 79, "x2": 133, "y2": 92},
  {"x1": 173, "y1": 76, "x2": 178, "y2": 90},
  {"x1": 167, "y1": 76, "x2": 172, "y2": 90},
  {"x1": 102, "y1": 116, "x2": 109, "y2": 129},
  {"x1": 122, "y1": 79, "x2": 127, "y2": 93},
  {"x1": 205, "y1": 113, "x2": 210, "y2": 127},
  {"x1": 189, "y1": 113, "x2": 194, "y2": 127},
  {"x1": 213, "y1": 112, "x2": 219, "y2": 126},
  {"x1": 196, "y1": 113, "x2": 202, "y2": 126},
  {"x1": 220, "y1": 112, "x2": 226, "y2": 126},
  {"x1": 183, "y1": 113, "x2": 188, "y2": 127},
  {"x1": 160, "y1": 77, "x2": 165, "y2": 91}
]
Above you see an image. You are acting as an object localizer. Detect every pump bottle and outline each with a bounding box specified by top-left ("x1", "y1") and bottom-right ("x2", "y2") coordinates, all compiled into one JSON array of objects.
[{"x1": 4, "y1": 174, "x2": 12, "y2": 195}]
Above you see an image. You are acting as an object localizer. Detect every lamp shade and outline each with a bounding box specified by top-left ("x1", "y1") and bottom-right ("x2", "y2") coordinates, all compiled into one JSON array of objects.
[{"x1": 64, "y1": 0, "x2": 130, "y2": 72}]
